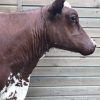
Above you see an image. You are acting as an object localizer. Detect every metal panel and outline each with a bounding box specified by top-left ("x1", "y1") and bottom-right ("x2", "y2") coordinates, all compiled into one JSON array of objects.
[
  {"x1": 25, "y1": 96, "x2": 100, "y2": 100},
  {"x1": 27, "y1": 86, "x2": 100, "y2": 97},
  {"x1": 22, "y1": 0, "x2": 100, "y2": 7}
]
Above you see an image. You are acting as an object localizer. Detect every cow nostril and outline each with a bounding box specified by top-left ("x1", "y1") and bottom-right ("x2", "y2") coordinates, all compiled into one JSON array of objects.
[{"x1": 94, "y1": 44, "x2": 96, "y2": 48}]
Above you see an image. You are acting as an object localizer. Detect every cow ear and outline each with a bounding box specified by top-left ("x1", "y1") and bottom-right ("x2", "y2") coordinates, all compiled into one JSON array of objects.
[{"x1": 48, "y1": 0, "x2": 65, "y2": 18}]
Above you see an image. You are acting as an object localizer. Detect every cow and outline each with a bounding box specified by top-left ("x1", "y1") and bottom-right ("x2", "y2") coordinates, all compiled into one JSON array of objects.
[{"x1": 0, "y1": 0, "x2": 96, "y2": 100}]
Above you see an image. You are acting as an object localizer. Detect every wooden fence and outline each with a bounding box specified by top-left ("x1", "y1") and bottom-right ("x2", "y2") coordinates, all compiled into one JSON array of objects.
[{"x1": 0, "y1": 0, "x2": 100, "y2": 100}]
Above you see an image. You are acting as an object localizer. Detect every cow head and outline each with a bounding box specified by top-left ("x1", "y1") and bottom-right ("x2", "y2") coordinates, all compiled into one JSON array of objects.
[{"x1": 45, "y1": 0, "x2": 96, "y2": 55}]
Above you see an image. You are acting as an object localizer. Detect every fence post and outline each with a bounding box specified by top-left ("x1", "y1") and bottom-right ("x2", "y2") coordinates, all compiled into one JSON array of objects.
[{"x1": 17, "y1": 0, "x2": 23, "y2": 11}]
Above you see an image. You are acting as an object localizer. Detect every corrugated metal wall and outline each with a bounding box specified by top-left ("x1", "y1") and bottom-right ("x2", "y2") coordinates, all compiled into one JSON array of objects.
[{"x1": 0, "y1": 0, "x2": 100, "y2": 100}]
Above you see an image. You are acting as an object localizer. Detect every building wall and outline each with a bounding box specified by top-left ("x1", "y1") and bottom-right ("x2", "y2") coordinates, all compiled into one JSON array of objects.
[{"x1": 0, "y1": 0, "x2": 100, "y2": 100}]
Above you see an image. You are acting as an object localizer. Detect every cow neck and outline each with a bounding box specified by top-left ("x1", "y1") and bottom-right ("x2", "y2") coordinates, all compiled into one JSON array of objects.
[{"x1": 31, "y1": 7, "x2": 50, "y2": 62}]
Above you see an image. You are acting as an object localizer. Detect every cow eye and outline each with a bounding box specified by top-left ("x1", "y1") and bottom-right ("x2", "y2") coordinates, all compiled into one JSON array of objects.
[{"x1": 70, "y1": 14, "x2": 77, "y2": 23}]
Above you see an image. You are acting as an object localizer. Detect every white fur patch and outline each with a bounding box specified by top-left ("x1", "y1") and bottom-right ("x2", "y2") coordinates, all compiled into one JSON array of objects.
[
  {"x1": 64, "y1": 1, "x2": 72, "y2": 8},
  {"x1": 91, "y1": 38, "x2": 96, "y2": 46},
  {"x1": 0, "y1": 73, "x2": 30, "y2": 100}
]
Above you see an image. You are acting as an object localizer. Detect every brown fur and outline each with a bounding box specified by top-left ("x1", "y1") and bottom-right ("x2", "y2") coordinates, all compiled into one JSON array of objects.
[{"x1": 0, "y1": 0, "x2": 95, "y2": 92}]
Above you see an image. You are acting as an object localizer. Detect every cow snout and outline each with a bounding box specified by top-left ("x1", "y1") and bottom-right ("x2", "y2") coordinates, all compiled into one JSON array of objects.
[
  {"x1": 80, "y1": 44, "x2": 96, "y2": 56},
  {"x1": 79, "y1": 38, "x2": 96, "y2": 56}
]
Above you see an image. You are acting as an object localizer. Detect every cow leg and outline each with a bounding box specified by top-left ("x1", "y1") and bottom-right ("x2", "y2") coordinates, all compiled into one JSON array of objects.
[{"x1": 0, "y1": 73, "x2": 30, "y2": 100}]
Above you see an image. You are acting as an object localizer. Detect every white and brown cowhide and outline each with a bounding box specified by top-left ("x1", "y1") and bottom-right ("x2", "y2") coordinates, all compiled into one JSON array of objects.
[
  {"x1": 0, "y1": 1, "x2": 72, "y2": 100},
  {"x1": 0, "y1": 73, "x2": 30, "y2": 100}
]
